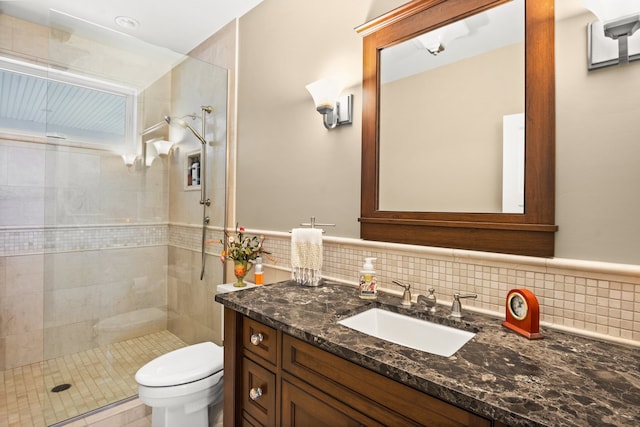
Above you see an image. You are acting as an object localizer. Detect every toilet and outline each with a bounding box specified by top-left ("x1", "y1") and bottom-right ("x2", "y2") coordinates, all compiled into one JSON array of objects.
[{"x1": 135, "y1": 342, "x2": 224, "y2": 427}]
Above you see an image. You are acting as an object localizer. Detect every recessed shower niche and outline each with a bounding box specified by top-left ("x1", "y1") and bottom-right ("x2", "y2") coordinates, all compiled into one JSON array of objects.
[{"x1": 185, "y1": 150, "x2": 201, "y2": 190}]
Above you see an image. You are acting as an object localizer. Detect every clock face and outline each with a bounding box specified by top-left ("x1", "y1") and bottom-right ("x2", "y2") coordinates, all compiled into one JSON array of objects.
[
  {"x1": 502, "y1": 289, "x2": 543, "y2": 340},
  {"x1": 508, "y1": 292, "x2": 528, "y2": 321}
]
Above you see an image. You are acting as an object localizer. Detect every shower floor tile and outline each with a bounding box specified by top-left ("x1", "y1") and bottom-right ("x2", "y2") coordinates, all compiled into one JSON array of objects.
[{"x1": 0, "y1": 330, "x2": 186, "y2": 427}]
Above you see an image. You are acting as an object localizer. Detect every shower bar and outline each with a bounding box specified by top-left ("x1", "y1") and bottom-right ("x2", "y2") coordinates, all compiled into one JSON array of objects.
[
  {"x1": 199, "y1": 106, "x2": 213, "y2": 280},
  {"x1": 166, "y1": 107, "x2": 213, "y2": 280}
]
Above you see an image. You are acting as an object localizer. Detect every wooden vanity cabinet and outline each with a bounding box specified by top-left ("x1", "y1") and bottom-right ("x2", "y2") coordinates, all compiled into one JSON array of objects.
[{"x1": 223, "y1": 309, "x2": 508, "y2": 427}]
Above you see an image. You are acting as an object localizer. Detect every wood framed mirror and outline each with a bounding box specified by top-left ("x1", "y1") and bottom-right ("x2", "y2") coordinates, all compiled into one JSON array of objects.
[{"x1": 356, "y1": 0, "x2": 557, "y2": 257}]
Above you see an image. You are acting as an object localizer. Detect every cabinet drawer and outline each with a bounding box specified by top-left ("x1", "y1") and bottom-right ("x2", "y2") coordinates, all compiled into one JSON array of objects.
[
  {"x1": 282, "y1": 375, "x2": 385, "y2": 427},
  {"x1": 243, "y1": 317, "x2": 278, "y2": 365},
  {"x1": 282, "y1": 334, "x2": 491, "y2": 427},
  {"x1": 242, "y1": 357, "x2": 276, "y2": 427}
]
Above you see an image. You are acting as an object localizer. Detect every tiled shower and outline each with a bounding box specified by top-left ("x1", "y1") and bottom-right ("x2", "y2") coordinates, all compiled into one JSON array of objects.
[{"x1": 1, "y1": 12, "x2": 228, "y2": 426}]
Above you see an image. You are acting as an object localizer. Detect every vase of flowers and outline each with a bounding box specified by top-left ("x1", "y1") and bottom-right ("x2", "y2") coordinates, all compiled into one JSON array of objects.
[
  {"x1": 233, "y1": 260, "x2": 249, "y2": 287},
  {"x1": 221, "y1": 225, "x2": 270, "y2": 287}
]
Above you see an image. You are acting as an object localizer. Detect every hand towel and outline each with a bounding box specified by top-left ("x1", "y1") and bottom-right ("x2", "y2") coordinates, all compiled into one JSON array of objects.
[{"x1": 291, "y1": 228, "x2": 323, "y2": 286}]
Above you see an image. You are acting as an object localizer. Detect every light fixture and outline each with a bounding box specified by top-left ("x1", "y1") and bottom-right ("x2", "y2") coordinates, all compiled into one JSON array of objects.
[
  {"x1": 305, "y1": 78, "x2": 353, "y2": 130},
  {"x1": 114, "y1": 15, "x2": 139, "y2": 30},
  {"x1": 414, "y1": 20, "x2": 470, "y2": 56},
  {"x1": 121, "y1": 153, "x2": 139, "y2": 167},
  {"x1": 149, "y1": 138, "x2": 175, "y2": 157},
  {"x1": 582, "y1": 0, "x2": 640, "y2": 69}
]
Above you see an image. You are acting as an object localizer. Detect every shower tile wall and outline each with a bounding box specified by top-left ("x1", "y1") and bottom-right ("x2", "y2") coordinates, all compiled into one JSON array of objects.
[
  {"x1": 0, "y1": 139, "x2": 170, "y2": 370},
  {"x1": 166, "y1": 225, "x2": 226, "y2": 346},
  {"x1": 1, "y1": 13, "x2": 234, "y2": 372}
]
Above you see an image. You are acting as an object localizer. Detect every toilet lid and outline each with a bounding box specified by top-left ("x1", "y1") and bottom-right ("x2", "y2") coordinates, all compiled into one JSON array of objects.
[{"x1": 135, "y1": 341, "x2": 223, "y2": 387}]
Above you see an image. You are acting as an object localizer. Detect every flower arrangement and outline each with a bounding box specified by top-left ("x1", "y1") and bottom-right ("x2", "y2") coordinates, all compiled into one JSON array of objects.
[
  {"x1": 220, "y1": 225, "x2": 270, "y2": 287},
  {"x1": 220, "y1": 225, "x2": 269, "y2": 264}
]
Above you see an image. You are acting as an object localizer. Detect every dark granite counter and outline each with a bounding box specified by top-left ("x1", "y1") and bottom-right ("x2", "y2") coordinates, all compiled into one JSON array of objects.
[{"x1": 215, "y1": 280, "x2": 640, "y2": 426}]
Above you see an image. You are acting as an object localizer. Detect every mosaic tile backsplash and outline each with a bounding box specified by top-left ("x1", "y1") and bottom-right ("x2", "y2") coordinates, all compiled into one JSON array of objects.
[{"x1": 258, "y1": 230, "x2": 640, "y2": 344}]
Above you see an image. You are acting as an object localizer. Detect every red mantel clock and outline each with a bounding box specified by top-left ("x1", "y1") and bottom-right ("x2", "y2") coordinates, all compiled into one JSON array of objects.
[{"x1": 502, "y1": 289, "x2": 543, "y2": 340}]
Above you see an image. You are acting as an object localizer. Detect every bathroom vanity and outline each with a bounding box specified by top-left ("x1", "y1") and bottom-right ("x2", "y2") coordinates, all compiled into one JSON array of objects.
[{"x1": 215, "y1": 281, "x2": 640, "y2": 426}]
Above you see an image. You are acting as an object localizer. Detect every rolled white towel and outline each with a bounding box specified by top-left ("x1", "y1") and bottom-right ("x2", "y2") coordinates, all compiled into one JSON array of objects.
[{"x1": 291, "y1": 228, "x2": 323, "y2": 285}]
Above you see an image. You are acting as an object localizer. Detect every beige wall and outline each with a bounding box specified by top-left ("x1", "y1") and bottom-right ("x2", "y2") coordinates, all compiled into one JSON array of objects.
[
  {"x1": 235, "y1": 1, "x2": 640, "y2": 265},
  {"x1": 555, "y1": 12, "x2": 640, "y2": 263},
  {"x1": 236, "y1": 0, "x2": 406, "y2": 238}
]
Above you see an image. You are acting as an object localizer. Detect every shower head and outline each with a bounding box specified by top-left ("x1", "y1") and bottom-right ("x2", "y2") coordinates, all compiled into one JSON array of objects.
[
  {"x1": 164, "y1": 114, "x2": 207, "y2": 145},
  {"x1": 164, "y1": 115, "x2": 184, "y2": 127}
]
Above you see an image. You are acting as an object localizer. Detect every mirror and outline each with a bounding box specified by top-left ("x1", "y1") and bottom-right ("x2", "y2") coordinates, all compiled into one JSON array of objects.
[
  {"x1": 379, "y1": 0, "x2": 525, "y2": 213},
  {"x1": 356, "y1": 0, "x2": 557, "y2": 257}
]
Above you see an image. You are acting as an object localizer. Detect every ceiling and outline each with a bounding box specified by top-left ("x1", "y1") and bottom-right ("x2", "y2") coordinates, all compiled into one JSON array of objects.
[
  {"x1": 0, "y1": 0, "x2": 263, "y2": 54},
  {"x1": 0, "y1": 0, "x2": 590, "y2": 55}
]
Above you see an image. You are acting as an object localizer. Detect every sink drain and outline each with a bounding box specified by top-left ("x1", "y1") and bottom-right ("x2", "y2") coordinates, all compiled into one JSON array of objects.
[{"x1": 51, "y1": 383, "x2": 71, "y2": 393}]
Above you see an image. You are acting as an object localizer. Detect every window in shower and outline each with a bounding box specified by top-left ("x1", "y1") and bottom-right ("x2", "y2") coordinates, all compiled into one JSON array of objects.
[{"x1": 0, "y1": 56, "x2": 137, "y2": 151}]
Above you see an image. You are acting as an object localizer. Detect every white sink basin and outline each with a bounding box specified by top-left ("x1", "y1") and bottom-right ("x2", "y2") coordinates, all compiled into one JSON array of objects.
[{"x1": 338, "y1": 308, "x2": 475, "y2": 357}]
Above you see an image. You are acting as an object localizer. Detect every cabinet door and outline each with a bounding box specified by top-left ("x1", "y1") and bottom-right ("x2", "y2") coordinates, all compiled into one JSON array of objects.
[
  {"x1": 242, "y1": 357, "x2": 276, "y2": 427},
  {"x1": 282, "y1": 376, "x2": 384, "y2": 427}
]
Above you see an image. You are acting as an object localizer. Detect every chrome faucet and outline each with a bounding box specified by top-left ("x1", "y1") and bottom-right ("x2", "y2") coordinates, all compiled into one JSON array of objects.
[
  {"x1": 417, "y1": 288, "x2": 437, "y2": 313},
  {"x1": 392, "y1": 280, "x2": 412, "y2": 306},
  {"x1": 450, "y1": 292, "x2": 477, "y2": 318}
]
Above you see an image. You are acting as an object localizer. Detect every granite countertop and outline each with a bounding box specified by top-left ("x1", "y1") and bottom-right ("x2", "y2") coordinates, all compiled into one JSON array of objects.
[{"x1": 215, "y1": 280, "x2": 640, "y2": 427}]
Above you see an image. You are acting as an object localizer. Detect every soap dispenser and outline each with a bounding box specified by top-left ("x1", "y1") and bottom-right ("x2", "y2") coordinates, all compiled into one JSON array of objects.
[
  {"x1": 358, "y1": 257, "x2": 378, "y2": 300},
  {"x1": 254, "y1": 257, "x2": 264, "y2": 285}
]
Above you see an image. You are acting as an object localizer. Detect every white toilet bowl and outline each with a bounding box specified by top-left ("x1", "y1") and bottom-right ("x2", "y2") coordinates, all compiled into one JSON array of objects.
[{"x1": 135, "y1": 342, "x2": 224, "y2": 427}]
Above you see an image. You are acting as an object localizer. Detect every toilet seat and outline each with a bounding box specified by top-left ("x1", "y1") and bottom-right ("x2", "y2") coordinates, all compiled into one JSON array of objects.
[
  {"x1": 135, "y1": 342, "x2": 223, "y2": 387},
  {"x1": 138, "y1": 370, "x2": 223, "y2": 401}
]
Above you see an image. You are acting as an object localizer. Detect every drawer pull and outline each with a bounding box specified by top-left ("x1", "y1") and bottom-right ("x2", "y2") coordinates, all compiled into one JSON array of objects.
[
  {"x1": 249, "y1": 387, "x2": 263, "y2": 401},
  {"x1": 250, "y1": 332, "x2": 264, "y2": 346}
]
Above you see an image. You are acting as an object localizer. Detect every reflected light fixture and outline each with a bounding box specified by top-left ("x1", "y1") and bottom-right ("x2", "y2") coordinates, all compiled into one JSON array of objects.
[
  {"x1": 582, "y1": 0, "x2": 640, "y2": 69},
  {"x1": 414, "y1": 20, "x2": 470, "y2": 56},
  {"x1": 305, "y1": 78, "x2": 353, "y2": 130}
]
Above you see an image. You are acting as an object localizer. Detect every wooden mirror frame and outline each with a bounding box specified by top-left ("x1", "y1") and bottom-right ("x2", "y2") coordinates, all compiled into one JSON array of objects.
[{"x1": 356, "y1": 0, "x2": 557, "y2": 257}]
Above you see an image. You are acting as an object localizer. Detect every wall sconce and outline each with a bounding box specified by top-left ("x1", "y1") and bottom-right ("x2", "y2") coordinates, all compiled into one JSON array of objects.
[
  {"x1": 305, "y1": 78, "x2": 353, "y2": 130},
  {"x1": 140, "y1": 118, "x2": 179, "y2": 168},
  {"x1": 583, "y1": 0, "x2": 640, "y2": 69},
  {"x1": 121, "y1": 153, "x2": 139, "y2": 167},
  {"x1": 148, "y1": 138, "x2": 175, "y2": 157}
]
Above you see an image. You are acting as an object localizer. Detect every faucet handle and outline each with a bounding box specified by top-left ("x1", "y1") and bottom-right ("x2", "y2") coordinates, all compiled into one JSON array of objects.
[
  {"x1": 392, "y1": 280, "x2": 412, "y2": 306},
  {"x1": 454, "y1": 292, "x2": 477, "y2": 300},
  {"x1": 451, "y1": 292, "x2": 477, "y2": 318}
]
